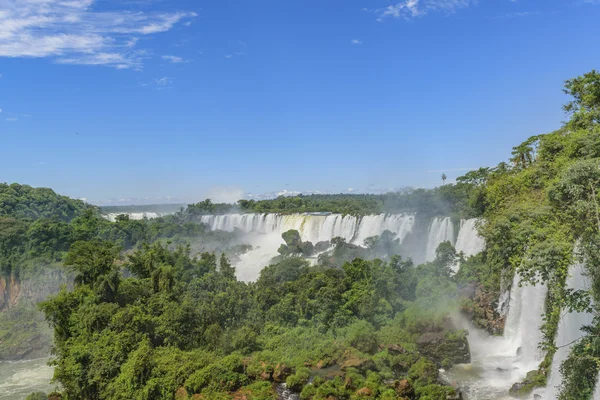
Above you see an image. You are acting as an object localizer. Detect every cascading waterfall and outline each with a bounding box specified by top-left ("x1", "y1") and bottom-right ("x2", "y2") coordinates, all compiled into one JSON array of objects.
[
  {"x1": 503, "y1": 274, "x2": 548, "y2": 372},
  {"x1": 455, "y1": 219, "x2": 485, "y2": 258},
  {"x1": 446, "y1": 272, "x2": 548, "y2": 399},
  {"x1": 542, "y1": 263, "x2": 594, "y2": 399},
  {"x1": 195, "y1": 213, "x2": 489, "y2": 281},
  {"x1": 105, "y1": 212, "x2": 166, "y2": 222},
  {"x1": 425, "y1": 217, "x2": 455, "y2": 262},
  {"x1": 203, "y1": 213, "x2": 416, "y2": 281}
]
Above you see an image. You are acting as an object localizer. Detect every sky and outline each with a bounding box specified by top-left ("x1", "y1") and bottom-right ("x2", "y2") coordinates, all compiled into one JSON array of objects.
[{"x1": 1, "y1": 0, "x2": 599, "y2": 205}]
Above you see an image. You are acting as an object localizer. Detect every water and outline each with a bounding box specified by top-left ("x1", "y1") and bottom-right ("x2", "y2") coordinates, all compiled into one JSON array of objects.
[
  {"x1": 542, "y1": 264, "x2": 594, "y2": 399},
  {"x1": 446, "y1": 274, "x2": 548, "y2": 399},
  {"x1": 276, "y1": 383, "x2": 300, "y2": 400},
  {"x1": 455, "y1": 219, "x2": 485, "y2": 258},
  {"x1": 104, "y1": 212, "x2": 168, "y2": 222},
  {"x1": 200, "y1": 213, "x2": 417, "y2": 281},
  {"x1": 0, "y1": 358, "x2": 54, "y2": 400},
  {"x1": 425, "y1": 217, "x2": 455, "y2": 262}
]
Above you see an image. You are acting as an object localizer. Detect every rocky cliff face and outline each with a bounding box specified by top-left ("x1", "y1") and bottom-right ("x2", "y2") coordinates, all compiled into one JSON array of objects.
[
  {"x1": 460, "y1": 284, "x2": 505, "y2": 335},
  {"x1": 0, "y1": 269, "x2": 70, "y2": 360},
  {"x1": 0, "y1": 275, "x2": 22, "y2": 312}
]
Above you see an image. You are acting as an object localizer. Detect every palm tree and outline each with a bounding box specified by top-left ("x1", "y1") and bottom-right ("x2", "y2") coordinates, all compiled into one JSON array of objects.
[{"x1": 441, "y1": 173, "x2": 447, "y2": 185}]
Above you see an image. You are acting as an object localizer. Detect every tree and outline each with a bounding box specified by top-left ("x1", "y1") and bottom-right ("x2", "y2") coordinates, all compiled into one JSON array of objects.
[
  {"x1": 63, "y1": 240, "x2": 121, "y2": 286},
  {"x1": 219, "y1": 253, "x2": 236, "y2": 280},
  {"x1": 441, "y1": 174, "x2": 447, "y2": 185},
  {"x1": 563, "y1": 69, "x2": 600, "y2": 129}
]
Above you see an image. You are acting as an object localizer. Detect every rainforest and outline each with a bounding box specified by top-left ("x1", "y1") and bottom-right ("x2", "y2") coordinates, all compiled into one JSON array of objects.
[{"x1": 1, "y1": 71, "x2": 600, "y2": 400}]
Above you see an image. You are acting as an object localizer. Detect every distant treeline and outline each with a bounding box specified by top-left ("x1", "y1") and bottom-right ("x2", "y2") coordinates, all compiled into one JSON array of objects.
[
  {"x1": 184, "y1": 183, "x2": 488, "y2": 219},
  {"x1": 100, "y1": 204, "x2": 187, "y2": 214}
]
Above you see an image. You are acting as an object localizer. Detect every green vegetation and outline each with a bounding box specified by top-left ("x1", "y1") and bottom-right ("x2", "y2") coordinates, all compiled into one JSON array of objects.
[
  {"x1": 0, "y1": 183, "x2": 92, "y2": 222},
  {"x1": 38, "y1": 238, "x2": 468, "y2": 399},
  {"x1": 5, "y1": 70, "x2": 600, "y2": 399},
  {"x1": 182, "y1": 184, "x2": 485, "y2": 218}
]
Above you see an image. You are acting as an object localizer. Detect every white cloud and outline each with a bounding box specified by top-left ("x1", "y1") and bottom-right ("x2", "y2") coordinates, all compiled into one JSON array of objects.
[
  {"x1": 0, "y1": 0, "x2": 197, "y2": 69},
  {"x1": 376, "y1": 0, "x2": 475, "y2": 21},
  {"x1": 154, "y1": 76, "x2": 172, "y2": 86},
  {"x1": 162, "y1": 55, "x2": 185, "y2": 63},
  {"x1": 225, "y1": 54, "x2": 232, "y2": 58},
  {"x1": 351, "y1": 39, "x2": 363, "y2": 45},
  {"x1": 6, "y1": 117, "x2": 17, "y2": 121}
]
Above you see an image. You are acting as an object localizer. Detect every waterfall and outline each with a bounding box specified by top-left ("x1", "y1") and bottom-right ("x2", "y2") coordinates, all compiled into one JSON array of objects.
[
  {"x1": 503, "y1": 274, "x2": 548, "y2": 372},
  {"x1": 104, "y1": 212, "x2": 165, "y2": 222},
  {"x1": 446, "y1": 273, "x2": 548, "y2": 399},
  {"x1": 455, "y1": 219, "x2": 485, "y2": 257},
  {"x1": 544, "y1": 264, "x2": 594, "y2": 399},
  {"x1": 425, "y1": 217, "x2": 455, "y2": 262},
  {"x1": 197, "y1": 213, "x2": 417, "y2": 281}
]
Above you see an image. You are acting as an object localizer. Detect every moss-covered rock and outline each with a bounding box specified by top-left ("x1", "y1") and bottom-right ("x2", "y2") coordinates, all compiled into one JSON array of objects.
[
  {"x1": 508, "y1": 370, "x2": 546, "y2": 398},
  {"x1": 416, "y1": 330, "x2": 470, "y2": 367}
]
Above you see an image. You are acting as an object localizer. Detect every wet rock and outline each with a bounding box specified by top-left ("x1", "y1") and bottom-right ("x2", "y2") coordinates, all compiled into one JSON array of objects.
[
  {"x1": 509, "y1": 370, "x2": 545, "y2": 398},
  {"x1": 356, "y1": 387, "x2": 373, "y2": 396},
  {"x1": 386, "y1": 344, "x2": 407, "y2": 355},
  {"x1": 394, "y1": 379, "x2": 415, "y2": 398},
  {"x1": 315, "y1": 241, "x2": 331, "y2": 253},
  {"x1": 416, "y1": 330, "x2": 471, "y2": 366},
  {"x1": 460, "y1": 285, "x2": 506, "y2": 335},
  {"x1": 340, "y1": 357, "x2": 375, "y2": 372},
  {"x1": 272, "y1": 363, "x2": 293, "y2": 382}
]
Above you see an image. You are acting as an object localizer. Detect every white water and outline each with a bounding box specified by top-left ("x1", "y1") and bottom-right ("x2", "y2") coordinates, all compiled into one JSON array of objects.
[
  {"x1": 199, "y1": 213, "x2": 416, "y2": 245},
  {"x1": 104, "y1": 212, "x2": 169, "y2": 222},
  {"x1": 447, "y1": 273, "x2": 548, "y2": 399},
  {"x1": 425, "y1": 217, "x2": 455, "y2": 262},
  {"x1": 455, "y1": 219, "x2": 486, "y2": 258},
  {"x1": 200, "y1": 213, "x2": 418, "y2": 281},
  {"x1": 195, "y1": 213, "x2": 490, "y2": 281},
  {"x1": 542, "y1": 264, "x2": 594, "y2": 399},
  {"x1": 0, "y1": 358, "x2": 54, "y2": 400}
]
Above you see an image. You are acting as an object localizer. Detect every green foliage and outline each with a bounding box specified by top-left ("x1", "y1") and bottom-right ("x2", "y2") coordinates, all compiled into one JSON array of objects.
[
  {"x1": 0, "y1": 183, "x2": 91, "y2": 222},
  {"x1": 25, "y1": 393, "x2": 48, "y2": 400}
]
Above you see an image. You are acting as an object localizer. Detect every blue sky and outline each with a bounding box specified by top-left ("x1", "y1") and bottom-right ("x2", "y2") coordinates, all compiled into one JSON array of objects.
[{"x1": 1, "y1": 0, "x2": 599, "y2": 205}]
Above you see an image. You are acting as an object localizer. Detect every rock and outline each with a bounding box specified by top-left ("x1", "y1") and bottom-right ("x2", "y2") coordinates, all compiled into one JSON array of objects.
[
  {"x1": 340, "y1": 357, "x2": 375, "y2": 372},
  {"x1": 395, "y1": 379, "x2": 415, "y2": 398},
  {"x1": 272, "y1": 363, "x2": 292, "y2": 382},
  {"x1": 416, "y1": 330, "x2": 471, "y2": 366},
  {"x1": 509, "y1": 370, "x2": 545, "y2": 398},
  {"x1": 534, "y1": 395, "x2": 543, "y2": 400},
  {"x1": 387, "y1": 344, "x2": 407, "y2": 355},
  {"x1": 516, "y1": 347, "x2": 522, "y2": 357},
  {"x1": 356, "y1": 387, "x2": 373, "y2": 396},
  {"x1": 315, "y1": 241, "x2": 331, "y2": 253}
]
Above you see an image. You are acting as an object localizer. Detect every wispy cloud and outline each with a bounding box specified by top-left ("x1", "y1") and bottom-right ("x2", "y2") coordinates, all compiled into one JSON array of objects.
[
  {"x1": 5, "y1": 118, "x2": 17, "y2": 122},
  {"x1": 154, "y1": 77, "x2": 172, "y2": 86},
  {"x1": 139, "y1": 76, "x2": 173, "y2": 88},
  {"x1": 162, "y1": 55, "x2": 186, "y2": 63},
  {"x1": 351, "y1": 39, "x2": 363, "y2": 45},
  {"x1": 500, "y1": 11, "x2": 540, "y2": 18},
  {"x1": 0, "y1": 0, "x2": 197, "y2": 69},
  {"x1": 375, "y1": 0, "x2": 475, "y2": 21}
]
